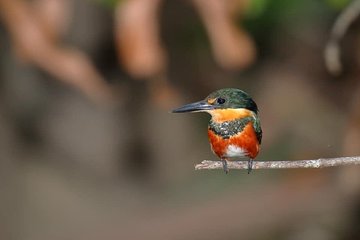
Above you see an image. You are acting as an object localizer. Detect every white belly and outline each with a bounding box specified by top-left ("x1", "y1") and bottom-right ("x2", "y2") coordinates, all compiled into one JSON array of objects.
[{"x1": 224, "y1": 144, "x2": 248, "y2": 158}]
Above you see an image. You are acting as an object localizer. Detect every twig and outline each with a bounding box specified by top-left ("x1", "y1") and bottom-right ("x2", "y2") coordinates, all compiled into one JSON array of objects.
[
  {"x1": 195, "y1": 156, "x2": 360, "y2": 170},
  {"x1": 325, "y1": 0, "x2": 360, "y2": 75}
]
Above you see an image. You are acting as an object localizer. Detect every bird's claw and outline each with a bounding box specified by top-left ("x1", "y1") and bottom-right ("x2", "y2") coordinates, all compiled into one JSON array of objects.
[
  {"x1": 247, "y1": 159, "x2": 253, "y2": 174},
  {"x1": 222, "y1": 159, "x2": 229, "y2": 174}
]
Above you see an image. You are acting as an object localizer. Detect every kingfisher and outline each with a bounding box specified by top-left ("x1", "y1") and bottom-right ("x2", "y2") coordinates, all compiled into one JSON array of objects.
[{"x1": 172, "y1": 88, "x2": 262, "y2": 173}]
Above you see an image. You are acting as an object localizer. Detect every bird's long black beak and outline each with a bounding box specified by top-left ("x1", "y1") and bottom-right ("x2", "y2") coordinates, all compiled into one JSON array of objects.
[{"x1": 172, "y1": 100, "x2": 214, "y2": 113}]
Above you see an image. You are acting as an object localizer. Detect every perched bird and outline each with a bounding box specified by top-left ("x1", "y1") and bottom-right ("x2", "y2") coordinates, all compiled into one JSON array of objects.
[{"x1": 172, "y1": 88, "x2": 262, "y2": 173}]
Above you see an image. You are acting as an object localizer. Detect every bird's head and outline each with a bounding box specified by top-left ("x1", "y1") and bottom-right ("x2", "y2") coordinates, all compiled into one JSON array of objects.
[{"x1": 172, "y1": 88, "x2": 259, "y2": 122}]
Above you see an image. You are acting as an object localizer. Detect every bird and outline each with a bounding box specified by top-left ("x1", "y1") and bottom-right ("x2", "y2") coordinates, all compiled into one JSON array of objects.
[{"x1": 172, "y1": 88, "x2": 262, "y2": 174}]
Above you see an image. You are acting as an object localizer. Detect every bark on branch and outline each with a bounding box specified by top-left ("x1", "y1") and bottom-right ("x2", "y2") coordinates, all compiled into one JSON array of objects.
[{"x1": 195, "y1": 156, "x2": 360, "y2": 170}]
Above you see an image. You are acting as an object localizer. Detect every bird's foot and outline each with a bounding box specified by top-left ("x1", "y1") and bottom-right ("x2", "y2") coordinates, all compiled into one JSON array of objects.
[
  {"x1": 222, "y1": 159, "x2": 229, "y2": 174},
  {"x1": 247, "y1": 159, "x2": 253, "y2": 174}
]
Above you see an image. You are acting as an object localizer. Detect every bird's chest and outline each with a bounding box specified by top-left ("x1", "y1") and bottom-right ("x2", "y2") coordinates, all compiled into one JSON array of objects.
[{"x1": 208, "y1": 118, "x2": 259, "y2": 159}]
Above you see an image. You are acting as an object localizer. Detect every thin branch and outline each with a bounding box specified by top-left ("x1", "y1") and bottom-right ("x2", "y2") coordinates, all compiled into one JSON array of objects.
[
  {"x1": 325, "y1": 0, "x2": 360, "y2": 75},
  {"x1": 195, "y1": 156, "x2": 360, "y2": 170}
]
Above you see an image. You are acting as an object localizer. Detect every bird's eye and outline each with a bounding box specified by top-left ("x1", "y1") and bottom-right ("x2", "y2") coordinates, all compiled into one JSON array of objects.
[{"x1": 217, "y1": 98, "x2": 226, "y2": 104}]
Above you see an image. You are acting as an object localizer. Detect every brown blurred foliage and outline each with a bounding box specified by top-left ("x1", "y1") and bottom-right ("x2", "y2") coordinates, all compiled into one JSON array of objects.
[{"x1": 0, "y1": 0, "x2": 114, "y2": 103}]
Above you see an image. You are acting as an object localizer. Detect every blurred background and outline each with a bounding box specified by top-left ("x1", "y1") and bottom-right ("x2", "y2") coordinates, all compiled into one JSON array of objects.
[{"x1": 1, "y1": 0, "x2": 360, "y2": 239}]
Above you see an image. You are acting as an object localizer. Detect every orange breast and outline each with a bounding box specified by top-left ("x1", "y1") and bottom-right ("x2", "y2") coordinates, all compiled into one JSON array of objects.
[{"x1": 207, "y1": 122, "x2": 260, "y2": 159}]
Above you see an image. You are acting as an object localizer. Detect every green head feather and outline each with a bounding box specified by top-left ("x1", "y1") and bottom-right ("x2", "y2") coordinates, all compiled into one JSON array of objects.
[{"x1": 206, "y1": 88, "x2": 259, "y2": 113}]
